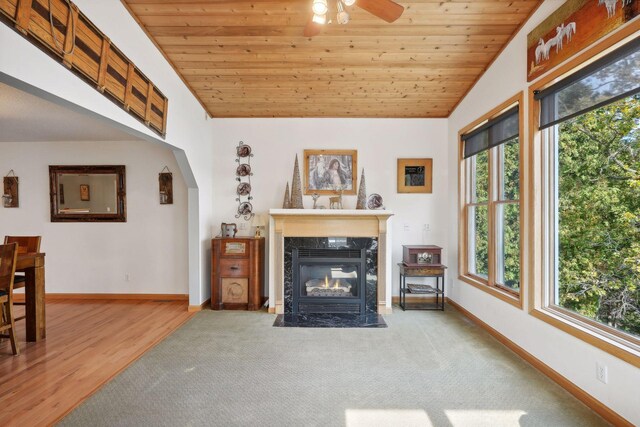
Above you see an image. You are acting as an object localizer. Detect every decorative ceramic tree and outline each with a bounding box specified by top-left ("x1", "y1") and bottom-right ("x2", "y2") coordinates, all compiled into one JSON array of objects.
[
  {"x1": 290, "y1": 154, "x2": 304, "y2": 209},
  {"x1": 282, "y1": 182, "x2": 291, "y2": 209},
  {"x1": 356, "y1": 169, "x2": 367, "y2": 209}
]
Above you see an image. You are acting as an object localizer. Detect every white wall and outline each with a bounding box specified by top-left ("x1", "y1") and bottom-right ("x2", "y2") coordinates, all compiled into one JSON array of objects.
[
  {"x1": 447, "y1": 1, "x2": 640, "y2": 423},
  {"x1": 0, "y1": 0, "x2": 214, "y2": 305},
  {"x1": 0, "y1": 140, "x2": 188, "y2": 295},
  {"x1": 211, "y1": 118, "x2": 449, "y2": 296}
]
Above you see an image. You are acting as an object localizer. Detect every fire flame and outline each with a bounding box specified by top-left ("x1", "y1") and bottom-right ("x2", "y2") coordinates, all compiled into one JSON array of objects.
[
  {"x1": 324, "y1": 275, "x2": 329, "y2": 288},
  {"x1": 334, "y1": 279, "x2": 340, "y2": 289}
]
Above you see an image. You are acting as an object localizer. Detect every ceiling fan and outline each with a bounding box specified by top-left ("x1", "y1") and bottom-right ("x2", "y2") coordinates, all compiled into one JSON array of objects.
[{"x1": 303, "y1": 0, "x2": 405, "y2": 37}]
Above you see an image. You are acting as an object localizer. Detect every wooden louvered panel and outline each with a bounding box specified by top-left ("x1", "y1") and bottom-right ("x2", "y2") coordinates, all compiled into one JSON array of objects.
[
  {"x1": 70, "y1": 14, "x2": 102, "y2": 81},
  {"x1": 0, "y1": 0, "x2": 168, "y2": 135},
  {"x1": 127, "y1": 68, "x2": 150, "y2": 119},
  {"x1": 104, "y1": 47, "x2": 128, "y2": 102},
  {"x1": 0, "y1": 0, "x2": 17, "y2": 21}
]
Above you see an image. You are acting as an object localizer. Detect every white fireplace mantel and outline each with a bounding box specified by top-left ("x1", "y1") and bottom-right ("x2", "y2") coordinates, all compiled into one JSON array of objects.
[{"x1": 268, "y1": 209, "x2": 394, "y2": 314}]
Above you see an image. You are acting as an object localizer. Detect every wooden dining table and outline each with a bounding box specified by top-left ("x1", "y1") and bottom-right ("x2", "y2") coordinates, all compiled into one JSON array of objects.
[{"x1": 15, "y1": 252, "x2": 46, "y2": 341}]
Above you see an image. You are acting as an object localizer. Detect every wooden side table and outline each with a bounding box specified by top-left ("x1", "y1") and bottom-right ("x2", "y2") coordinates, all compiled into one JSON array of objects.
[
  {"x1": 211, "y1": 237, "x2": 265, "y2": 310},
  {"x1": 398, "y1": 263, "x2": 446, "y2": 311}
]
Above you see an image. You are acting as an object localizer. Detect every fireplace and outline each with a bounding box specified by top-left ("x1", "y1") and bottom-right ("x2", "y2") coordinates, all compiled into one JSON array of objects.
[
  {"x1": 269, "y1": 209, "x2": 394, "y2": 316},
  {"x1": 282, "y1": 237, "x2": 379, "y2": 317},
  {"x1": 292, "y1": 248, "x2": 366, "y2": 314}
]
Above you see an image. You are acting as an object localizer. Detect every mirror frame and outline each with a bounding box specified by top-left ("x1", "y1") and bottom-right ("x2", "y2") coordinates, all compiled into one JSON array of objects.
[{"x1": 49, "y1": 165, "x2": 127, "y2": 222}]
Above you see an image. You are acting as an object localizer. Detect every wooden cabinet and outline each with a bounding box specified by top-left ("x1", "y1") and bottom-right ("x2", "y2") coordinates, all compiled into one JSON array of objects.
[{"x1": 211, "y1": 237, "x2": 265, "y2": 311}]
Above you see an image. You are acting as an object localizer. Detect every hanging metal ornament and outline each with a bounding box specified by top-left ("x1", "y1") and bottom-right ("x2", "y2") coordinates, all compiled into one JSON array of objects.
[{"x1": 235, "y1": 141, "x2": 255, "y2": 221}]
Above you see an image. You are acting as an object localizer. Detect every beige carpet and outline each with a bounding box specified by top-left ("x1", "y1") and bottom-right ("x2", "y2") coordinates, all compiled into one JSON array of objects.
[{"x1": 59, "y1": 307, "x2": 607, "y2": 426}]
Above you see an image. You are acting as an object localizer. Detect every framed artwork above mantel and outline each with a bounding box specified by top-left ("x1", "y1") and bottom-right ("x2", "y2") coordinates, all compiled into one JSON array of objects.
[{"x1": 303, "y1": 149, "x2": 357, "y2": 195}]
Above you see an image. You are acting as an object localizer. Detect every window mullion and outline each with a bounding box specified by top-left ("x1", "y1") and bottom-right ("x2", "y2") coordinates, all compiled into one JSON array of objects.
[{"x1": 488, "y1": 147, "x2": 497, "y2": 287}]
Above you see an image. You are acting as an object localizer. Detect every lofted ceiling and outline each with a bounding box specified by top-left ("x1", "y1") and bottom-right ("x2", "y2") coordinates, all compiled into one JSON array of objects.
[{"x1": 122, "y1": 0, "x2": 543, "y2": 118}]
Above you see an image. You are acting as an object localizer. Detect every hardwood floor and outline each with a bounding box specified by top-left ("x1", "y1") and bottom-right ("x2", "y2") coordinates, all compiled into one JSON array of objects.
[{"x1": 0, "y1": 299, "x2": 193, "y2": 426}]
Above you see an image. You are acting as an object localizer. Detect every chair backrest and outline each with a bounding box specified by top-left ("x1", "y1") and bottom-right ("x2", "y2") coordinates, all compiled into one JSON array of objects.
[
  {"x1": 0, "y1": 243, "x2": 18, "y2": 292},
  {"x1": 4, "y1": 236, "x2": 41, "y2": 254}
]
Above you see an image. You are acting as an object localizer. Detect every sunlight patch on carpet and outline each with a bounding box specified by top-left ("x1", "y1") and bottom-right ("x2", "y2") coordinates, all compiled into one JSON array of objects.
[
  {"x1": 345, "y1": 409, "x2": 433, "y2": 427},
  {"x1": 445, "y1": 409, "x2": 527, "y2": 425}
]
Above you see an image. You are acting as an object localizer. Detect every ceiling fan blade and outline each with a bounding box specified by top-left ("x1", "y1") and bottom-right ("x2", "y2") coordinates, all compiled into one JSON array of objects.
[
  {"x1": 303, "y1": 19, "x2": 323, "y2": 37},
  {"x1": 356, "y1": 0, "x2": 405, "y2": 23}
]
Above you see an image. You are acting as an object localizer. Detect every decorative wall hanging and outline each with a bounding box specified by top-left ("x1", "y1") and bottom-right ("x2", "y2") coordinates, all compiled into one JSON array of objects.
[
  {"x1": 290, "y1": 154, "x2": 304, "y2": 209},
  {"x1": 0, "y1": 0, "x2": 169, "y2": 136},
  {"x1": 282, "y1": 182, "x2": 291, "y2": 209},
  {"x1": 397, "y1": 158, "x2": 433, "y2": 193},
  {"x1": 2, "y1": 170, "x2": 18, "y2": 208},
  {"x1": 527, "y1": 0, "x2": 640, "y2": 81},
  {"x1": 356, "y1": 169, "x2": 367, "y2": 209},
  {"x1": 304, "y1": 149, "x2": 357, "y2": 195},
  {"x1": 159, "y1": 166, "x2": 173, "y2": 205},
  {"x1": 235, "y1": 141, "x2": 254, "y2": 221}
]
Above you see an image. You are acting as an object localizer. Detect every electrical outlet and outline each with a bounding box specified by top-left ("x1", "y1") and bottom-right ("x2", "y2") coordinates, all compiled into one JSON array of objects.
[
  {"x1": 596, "y1": 362, "x2": 608, "y2": 384},
  {"x1": 423, "y1": 224, "x2": 430, "y2": 232},
  {"x1": 403, "y1": 223, "x2": 410, "y2": 232},
  {"x1": 238, "y1": 223, "x2": 246, "y2": 230}
]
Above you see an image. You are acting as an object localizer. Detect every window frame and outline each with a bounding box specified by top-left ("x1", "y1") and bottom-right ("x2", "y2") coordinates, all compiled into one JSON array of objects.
[
  {"x1": 528, "y1": 23, "x2": 640, "y2": 367},
  {"x1": 458, "y1": 93, "x2": 525, "y2": 309}
]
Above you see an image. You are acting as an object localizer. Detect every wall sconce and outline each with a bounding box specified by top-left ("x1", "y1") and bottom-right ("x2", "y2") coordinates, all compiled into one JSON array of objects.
[
  {"x1": 159, "y1": 166, "x2": 173, "y2": 205},
  {"x1": 3, "y1": 170, "x2": 19, "y2": 208}
]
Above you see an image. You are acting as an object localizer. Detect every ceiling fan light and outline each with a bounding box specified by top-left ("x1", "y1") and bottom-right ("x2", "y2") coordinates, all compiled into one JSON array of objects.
[
  {"x1": 312, "y1": 13, "x2": 327, "y2": 24},
  {"x1": 312, "y1": 0, "x2": 328, "y2": 15},
  {"x1": 337, "y1": 10, "x2": 350, "y2": 24},
  {"x1": 343, "y1": 0, "x2": 356, "y2": 6}
]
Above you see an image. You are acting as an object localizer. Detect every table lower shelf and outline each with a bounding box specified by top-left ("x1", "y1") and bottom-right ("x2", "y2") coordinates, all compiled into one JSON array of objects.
[
  {"x1": 399, "y1": 287, "x2": 445, "y2": 311},
  {"x1": 404, "y1": 283, "x2": 444, "y2": 295}
]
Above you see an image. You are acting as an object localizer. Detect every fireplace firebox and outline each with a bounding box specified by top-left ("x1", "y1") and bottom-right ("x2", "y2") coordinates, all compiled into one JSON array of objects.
[{"x1": 292, "y1": 247, "x2": 366, "y2": 314}]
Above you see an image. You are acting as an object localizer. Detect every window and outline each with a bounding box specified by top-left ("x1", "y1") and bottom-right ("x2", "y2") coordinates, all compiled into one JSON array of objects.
[
  {"x1": 459, "y1": 94, "x2": 523, "y2": 307},
  {"x1": 531, "y1": 34, "x2": 640, "y2": 362}
]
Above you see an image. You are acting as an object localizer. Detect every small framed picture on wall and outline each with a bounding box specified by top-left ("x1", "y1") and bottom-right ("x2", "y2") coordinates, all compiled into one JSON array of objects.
[{"x1": 397, "y1": 158, "x2": 433, "y2": 193}]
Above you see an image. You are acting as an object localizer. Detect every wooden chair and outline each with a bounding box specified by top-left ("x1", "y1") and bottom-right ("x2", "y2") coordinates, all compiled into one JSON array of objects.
[
  {"x1": 3, "y1": 236, "x2": 41, "y2": 288},
  {"x1": 3, "y1": 236, "x2": 41, "y2": 321},
  {"x1": 0, "y1": 243, "x2": 20, "y2": 355}
]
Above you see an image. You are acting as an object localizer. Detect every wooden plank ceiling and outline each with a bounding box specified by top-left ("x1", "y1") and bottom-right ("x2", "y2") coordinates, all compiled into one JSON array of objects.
[{"x1": 122, "y1": 0, "x2": 542, "y2": 118}]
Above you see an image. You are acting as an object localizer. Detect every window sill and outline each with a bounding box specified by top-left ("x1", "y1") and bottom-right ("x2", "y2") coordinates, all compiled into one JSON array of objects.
[
  {"x1": 531, "y1": 307, "x2": 640, "y2": 368},
  {"x1": 458, "y1": 274, "x2": 523, "y2": 309}
]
